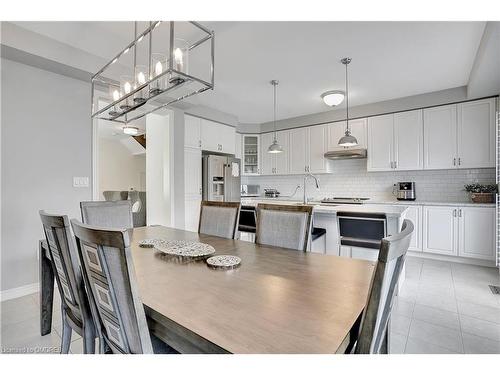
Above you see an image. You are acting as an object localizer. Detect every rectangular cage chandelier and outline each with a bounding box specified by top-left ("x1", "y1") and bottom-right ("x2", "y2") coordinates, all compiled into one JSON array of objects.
[{"x1": 91, "y1": 21, "x2": 214, "y2": 123}]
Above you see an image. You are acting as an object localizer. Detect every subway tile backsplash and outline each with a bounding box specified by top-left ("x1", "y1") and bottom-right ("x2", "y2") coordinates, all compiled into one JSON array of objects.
[{"x1": 241, "y1": 159, "x2": 496, "y2": 203}]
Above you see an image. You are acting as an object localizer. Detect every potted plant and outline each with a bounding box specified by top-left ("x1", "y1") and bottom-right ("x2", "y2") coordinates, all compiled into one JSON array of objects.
[{"x1": 464, "y1": 183, "x2": 497, "y2": 203}]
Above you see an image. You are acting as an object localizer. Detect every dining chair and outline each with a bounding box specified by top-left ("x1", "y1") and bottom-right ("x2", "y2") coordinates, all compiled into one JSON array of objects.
[
  {"x1": 354, "y1": 219, "x2": 414, "y2": 354},
  {"x1": 198, "y1": 201, "x2": 241, "y2": 239},
  {"x1": 103, "y1": 191, "x2": 128, "y2": 201},
  {"x1": 39, "y1": 211, "x2": 97, "y2": 354},
  {"x1": 80, "y1": 200, "x2": 133, "y2": 229},
  {"x1": 255, "y1": 204, "x2": 313, "y2": 251},
  {"x1": 70, "y1": 219, "x2": 177, "y2": 354},
  {"x1": 128, "y1": 190, "x2": 146, "y2": 227}
]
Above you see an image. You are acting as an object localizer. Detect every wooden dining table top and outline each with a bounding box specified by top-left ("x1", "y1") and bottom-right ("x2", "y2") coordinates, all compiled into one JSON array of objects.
[{"x1": 130, "y1": 226, "x2": 375, "y2": 354}]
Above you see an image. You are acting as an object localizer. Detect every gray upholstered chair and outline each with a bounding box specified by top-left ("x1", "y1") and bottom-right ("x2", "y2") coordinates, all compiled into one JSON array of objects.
[
  {"x1": 128, "y1": 190, "x2": 146, "y2": 227},
  {"x1": 255, "y1": 204, "x2": 313, "y2": 251},
  {"x1": 103, "y1": 191, "x2": 128, "y2": 201},
  {"x1": 198, "y1": 201, "x2": 241, "y2": 239},
  {"x1": 80, "y1": 201, "x2": 133, "y2": 229},
  {"x1": 39, "y1": 211, "x2": 97, "y2": 354},
  {"x1": 354, "y1": 219, "x2": 414, "y2": 354},
  {"x1": 102, "y1": 191, "x2": 146, "y2": 228},
  {"x1": 70, "y1": 219, "x2": 177, "y2": 354}
]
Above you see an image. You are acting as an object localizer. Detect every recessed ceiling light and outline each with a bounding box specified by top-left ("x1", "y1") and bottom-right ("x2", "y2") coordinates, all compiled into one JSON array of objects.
[
  {"x1": 321, "y1": 90, "x2": 345, "y2": 106},
  {"x1": 123, "y1": 126, "x2": 139, "y2": 136}
]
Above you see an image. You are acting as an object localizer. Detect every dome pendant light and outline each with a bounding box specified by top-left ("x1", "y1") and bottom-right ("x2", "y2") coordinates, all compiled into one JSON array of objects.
[
  {"x1": 338, "y1": 57, "x2": 358, "y2": 147},
  {"x1": 267, "y1": 80, "x2": 283, "y2": 154}
]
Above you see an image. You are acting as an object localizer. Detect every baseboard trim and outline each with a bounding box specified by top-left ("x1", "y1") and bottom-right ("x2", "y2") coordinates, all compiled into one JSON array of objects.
[
  {"x1": 0, "y1": 282, "x2": 39, "y2": 302},
  {"x1": 408, "y1": 251, "x2": 497, "y2": 268}
]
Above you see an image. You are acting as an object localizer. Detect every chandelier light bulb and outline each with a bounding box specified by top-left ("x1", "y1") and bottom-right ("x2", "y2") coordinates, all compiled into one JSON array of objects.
[
  {"x1": 137, "y1": 71, "x2": 146, "y2": 85},
  {"x1": 112, "y1": 90, "x2": 120, "y2": 101},
  {"x1": 124, "y1": 81, "x2": 132, "y2": 94},
  {"x1": 155, "y1": 61, "x2": 163, "y2": 76}
]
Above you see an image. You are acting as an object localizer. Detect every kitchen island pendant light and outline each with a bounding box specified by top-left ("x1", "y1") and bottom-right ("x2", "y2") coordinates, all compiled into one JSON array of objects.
[
  {"x1": 268, "y1": 80, "x2": 283, "y2": 154},
  {"x1": 338, "y1": 57, "x2": 358, "y2": 147}
]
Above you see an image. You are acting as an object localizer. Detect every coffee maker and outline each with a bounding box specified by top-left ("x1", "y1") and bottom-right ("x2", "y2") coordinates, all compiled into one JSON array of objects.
[{"x1": 395, "y1": 182, "x2": 416, "y2": 201}]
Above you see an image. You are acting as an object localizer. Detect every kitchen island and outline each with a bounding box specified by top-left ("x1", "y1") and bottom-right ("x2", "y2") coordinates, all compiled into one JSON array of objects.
[{"x1": 240, "y1": 198, "x2": 409, "y2": 259}]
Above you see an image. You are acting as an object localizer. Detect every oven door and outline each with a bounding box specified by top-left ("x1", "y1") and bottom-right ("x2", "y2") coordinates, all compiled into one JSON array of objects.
[{"x1": 337, "y1": 212, "x2": 387, "y2": 249}]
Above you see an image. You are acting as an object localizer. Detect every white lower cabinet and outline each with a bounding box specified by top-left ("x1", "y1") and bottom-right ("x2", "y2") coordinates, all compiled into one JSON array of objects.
[
  {"x1": 423, "y1": 206, "x2": 457, "y2": 256},
  {"x1": 340, "y1": 246, "x2": 379, "y2": 262},
  {"x1": 422, "y1": 205, "x2": 495, "y2": 261},
  {"x1": 405, "y1": 205, "x2": 422, "y2": 251},
  {"x1": 458, "y1": 207, "x2": 495, "y2": 261}
]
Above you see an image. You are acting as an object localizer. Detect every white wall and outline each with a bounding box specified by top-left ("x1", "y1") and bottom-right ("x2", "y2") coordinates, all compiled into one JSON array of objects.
[
  {"x1": 243, "y1": 160, "x2": 496, "y2": 203},
  {"x1": 1, "y1": 58, "x2": 92, "y2": 292},
  {"x1": 146, "y1": 112, "x2": 173, "y2": 227},
  {"x1": 98, "y1": 137, "x2": 145, "y2": 198}
]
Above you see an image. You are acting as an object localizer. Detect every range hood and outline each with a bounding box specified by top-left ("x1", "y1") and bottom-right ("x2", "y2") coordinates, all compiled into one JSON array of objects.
[{"x1": 324, "y1": 148, "x2": 367, "y2": 160}]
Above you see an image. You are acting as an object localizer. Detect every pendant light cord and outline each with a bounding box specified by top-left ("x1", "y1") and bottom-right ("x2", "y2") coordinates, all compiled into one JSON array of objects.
[
  {"x1": 273, "y1": 81, "x2": 277, "y2": 142},
  {"x1": 345, "y1": 59, "x2": 349, "y2": 133}
]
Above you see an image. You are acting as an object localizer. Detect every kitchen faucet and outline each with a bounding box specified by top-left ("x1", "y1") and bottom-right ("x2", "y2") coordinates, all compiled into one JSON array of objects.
[{"x1": 303, "y1": 173, "x2": 320, "y2": 204}]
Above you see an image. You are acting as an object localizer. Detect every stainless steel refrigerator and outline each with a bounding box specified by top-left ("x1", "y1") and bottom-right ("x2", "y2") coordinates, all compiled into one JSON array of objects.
[{"x1": 202, "y1": 154, "x2": 241, "y2": 202}]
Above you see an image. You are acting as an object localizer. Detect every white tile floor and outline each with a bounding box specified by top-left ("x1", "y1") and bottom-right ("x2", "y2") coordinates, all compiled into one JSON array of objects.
[
  {"x1": 1, "y1": 256, "x2": 499, "y2": 354},
  {"x1": 389, "y1": 257, "x2": 500, "y2": 354}
]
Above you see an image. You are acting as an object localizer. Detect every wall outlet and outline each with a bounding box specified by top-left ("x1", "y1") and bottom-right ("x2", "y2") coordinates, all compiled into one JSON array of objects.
[{"x1": 73, "y1": 177, "x2": 89, "y2": 188}]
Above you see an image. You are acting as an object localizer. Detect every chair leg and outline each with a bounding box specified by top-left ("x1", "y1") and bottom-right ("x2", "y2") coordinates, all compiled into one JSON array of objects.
[
  {"x1": 60, "y1": 308, "x2": 72, "y2": 354},
  {"x1": 83, "y1": 328, "x2": 96, "y2": 354},
  {"x1": 380, "y1": 328, "x2": 389, "y2": 354}
]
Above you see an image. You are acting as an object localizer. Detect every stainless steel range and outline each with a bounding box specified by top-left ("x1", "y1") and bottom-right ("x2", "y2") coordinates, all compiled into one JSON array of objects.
[{"x1": 320, "y1": 197, "x2": 370, "y2": 205}]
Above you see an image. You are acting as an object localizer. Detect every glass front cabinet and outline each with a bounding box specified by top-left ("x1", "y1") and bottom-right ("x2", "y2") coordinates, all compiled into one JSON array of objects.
[{"x1": 242, "y1": 135, "x2": 260, "y2": 175}]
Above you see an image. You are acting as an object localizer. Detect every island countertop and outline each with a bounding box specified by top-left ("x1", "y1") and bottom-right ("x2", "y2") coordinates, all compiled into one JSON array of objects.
[{"x1": 240, "y1": 198, "x2": 409, "y2": 218}]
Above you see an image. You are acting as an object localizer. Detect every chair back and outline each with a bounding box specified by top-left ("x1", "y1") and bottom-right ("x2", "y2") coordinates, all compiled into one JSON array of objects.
[
  {"x1": 355, "y1": 219, "x2": 414, "y2": 354},
  {"x1": 103, "y1": 191, "x2": 128, "y2": 201},
  {"x1": 71, "y1": 219, "x2": 153, "y2": 354},
  {"x1": 128, "y1": 190, "x2": 146, "y2": 227},
  {"x1": 255, "y1": 204, "x2": 313, "y2": 251},
  {"x1": 39, "y1": 211, "x2": 94, "y2": 330},
  {"x1": 198, "y1": 201, "x2": 240, "y2": 239},
  {"x1": 80, "y1": 201, "x2": 133, "y2": 229}
]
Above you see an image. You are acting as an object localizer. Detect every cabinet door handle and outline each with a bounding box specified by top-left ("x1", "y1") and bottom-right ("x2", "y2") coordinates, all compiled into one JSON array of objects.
[
  {"x1": 458, "y1": 158, "x2": 461, "y2": 166},
  {"x1": 453, "y1": 158, "x2": 456, "y2": 166},
  {"x1": 394, "y1": 161, "x2": 397, "y2": 169},
  {"x1": 458, "y1": 208, "x2": 462, "y2": 217},
  {"x1": 453, "y1": 209, "x2": 457, "y2": 217}
]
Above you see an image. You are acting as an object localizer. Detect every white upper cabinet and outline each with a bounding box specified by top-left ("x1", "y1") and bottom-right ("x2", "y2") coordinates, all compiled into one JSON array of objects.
[
  {"x1": 184, "y1": 114, "x2": 201, "y2": 149},
  {"x1": 242, "y1": 135, "x2": 260, "y2": 175},
  {"x1": 289, "y1": 127, "x2": 309, "y2": 174},
  {"x1": 367, "y1": 114, "x2": 394, "y2": 171},
  {"x1": 259, "y1": 131, "x2": 290, "y2": 175},
  {"x1": 457, "y1": 98, "x2": 495, "y2": 169},
  {"x1": 260, "y1": 132, "x2": 275, "y2": 175},
  {"x1": 308, "y1": 125, "x2": 331, "y2": 173},
  {"x1": 423, "y1": 104, "x2": 458, "y2": 170},
  {"x1": 394, "y1": 110, "x2": 424, "y2": 170},
  {"x1": 288, "y1": 126, "x2": 331, "y2": 174},
  {"x1": 235, "y1": 133, "x2": 242, "y2": 160},
  {"x1": 275, "y1": 130, "x2": 290, "y2": 174},
  {"x1": 327, "y1": 119, "x2": 368, "y2": 151},
  {"x1": 458, "y1": 206, "x2": 495, "y2": 261},
  {"x1": 424, "y1": 99, "x2": 495, "y2": 170},
  {"x1": 200, "y1": 119, "x2": 235, "y2": 154},
  {"x1": 367, "y1": 111, "x2": 423, "y2": 172}
]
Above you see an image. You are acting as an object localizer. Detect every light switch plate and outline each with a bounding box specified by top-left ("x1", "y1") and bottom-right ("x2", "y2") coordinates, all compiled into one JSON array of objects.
[{"x1": 73, "y1": 177, "x2": 89, "y2": 188}]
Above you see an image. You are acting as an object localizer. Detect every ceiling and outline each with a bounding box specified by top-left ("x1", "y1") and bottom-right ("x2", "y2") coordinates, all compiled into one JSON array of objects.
[{"x1": 11, "y1": 21, "x2": 487, "y2": 123}]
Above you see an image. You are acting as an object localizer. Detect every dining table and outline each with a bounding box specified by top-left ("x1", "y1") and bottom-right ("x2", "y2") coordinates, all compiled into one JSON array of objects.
[{"x1": 39, "y1": 225, "x2": 376, "y2": 354}]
